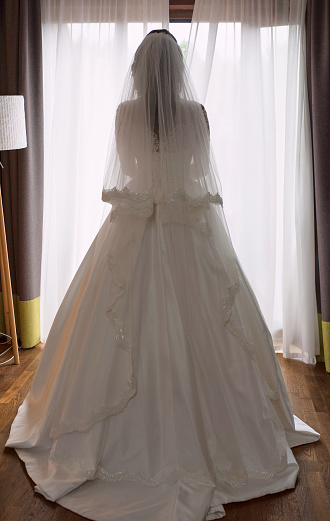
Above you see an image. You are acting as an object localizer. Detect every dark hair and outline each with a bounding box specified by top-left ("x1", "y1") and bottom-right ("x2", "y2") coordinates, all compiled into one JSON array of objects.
[
  {"x1": 132, "y1": 29, "x2": 183, "y2": 82},
  {"x1": 147, "y1": 29, "x2": 178, "y2": 43},
  {"x1": 132, "y1": 29, "x2": 183, "y2": 137}
]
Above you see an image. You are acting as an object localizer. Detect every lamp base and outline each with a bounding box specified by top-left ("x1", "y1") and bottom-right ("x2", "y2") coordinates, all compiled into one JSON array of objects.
[{"x1": 0, "y1": 333, "x2": 20, "y2": 365}]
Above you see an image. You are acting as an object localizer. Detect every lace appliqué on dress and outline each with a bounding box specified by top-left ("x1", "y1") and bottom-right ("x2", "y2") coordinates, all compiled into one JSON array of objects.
[
  {"x1": 219, "y1": 280, "x2": 280, "y2": 399},
  {"x1": 105, "y1": 255, "x2": 137, "y2": 389},
  {"x1": 107, "y1": 254, "x2": 126, "y2": 289},
  {"x1": 97, "y1": 466, "x2": 215, "y2": 487},
  {"x1": 220, "y1": 280, "x2": 255, "y2": 356},
  {"x1": 96, "y1": 451, "x2": 288, "y2": 488},
  {"x1": 49, "y1": 253, "x2": 136, "y2": 440},
  {"x1": 50, "y1": 381, "x2": 136, "y2": 439},
  {"x1": 262, "y1": 377, "x2": 280, "y2": 400},
  {"x1": 50, "y1": 444, "x2": 288, "y2": 489},
  {"x1": 102, "y1": 186, "x2": 223, "y2": 212},
  {"x1": 214, "y1": 452, "x2": 287, "y2": 487}
]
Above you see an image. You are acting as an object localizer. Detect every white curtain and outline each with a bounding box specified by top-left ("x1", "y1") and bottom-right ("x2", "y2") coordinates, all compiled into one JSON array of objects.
[
  {"x1": 41, "y1": 0, "x2": 169, "y2": 339},
  {"x1": 187, "y1": 0, "x2": 319, "y2": 364}
]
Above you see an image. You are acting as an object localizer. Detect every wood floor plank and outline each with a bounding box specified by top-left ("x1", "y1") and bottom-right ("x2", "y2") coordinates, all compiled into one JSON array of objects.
[
  {"x1": 0, "y1": 349, "x2": 329, "y2": 521},
  {"x1": 0, "y1": 370, "x2": 33, "y2": 404},
  {"x1": 307, "y1": 470, "x2": 330, "y2": 521},
  {"x1": 0, "y1": 373, "x2": 35, "y2": 433}
]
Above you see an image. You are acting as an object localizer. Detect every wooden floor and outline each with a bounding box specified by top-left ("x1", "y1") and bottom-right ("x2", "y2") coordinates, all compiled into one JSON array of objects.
[{"x1": 0, "y1": 345, "x2": 329, "y2": 521}]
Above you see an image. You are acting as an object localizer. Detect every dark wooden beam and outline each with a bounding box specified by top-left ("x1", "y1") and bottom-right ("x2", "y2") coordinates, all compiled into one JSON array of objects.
[{"x1": 170, "y1": 0, "x2": 195, "y2": 22}]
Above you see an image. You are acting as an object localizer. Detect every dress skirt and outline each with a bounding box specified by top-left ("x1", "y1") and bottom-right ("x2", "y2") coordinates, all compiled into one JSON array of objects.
[{"x1": 6, "y1": 204, "x2": 319, "y2": 520}]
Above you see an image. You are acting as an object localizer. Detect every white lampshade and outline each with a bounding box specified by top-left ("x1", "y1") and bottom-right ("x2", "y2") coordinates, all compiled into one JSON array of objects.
[{"x1": 0, "y1": 96, "x2": 27, "y2": 151}]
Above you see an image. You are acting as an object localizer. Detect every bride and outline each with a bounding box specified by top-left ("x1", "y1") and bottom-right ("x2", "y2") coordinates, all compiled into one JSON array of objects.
[{"x1": 6, "y1": 29, "x2": 319, "y2": 521}]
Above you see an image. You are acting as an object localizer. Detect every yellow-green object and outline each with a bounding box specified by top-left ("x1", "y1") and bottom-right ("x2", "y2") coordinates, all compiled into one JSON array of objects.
[{"x1": 0, "y1": 293, "x2": 40, "y2": 348}]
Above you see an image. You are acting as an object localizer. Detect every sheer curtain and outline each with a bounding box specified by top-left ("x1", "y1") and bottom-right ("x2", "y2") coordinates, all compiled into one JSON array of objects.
[
  {"x1": 187, "y1": 0, "x2": 319, "y2": 364},
  {"x1": 41, "y1": 0, "x2": 168, "y2": 339}
]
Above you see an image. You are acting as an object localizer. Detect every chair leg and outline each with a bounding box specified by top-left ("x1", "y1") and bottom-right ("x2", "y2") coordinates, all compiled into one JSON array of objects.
[{"x1": 0, "y1": 244, "x2": 12, "y2": 337}]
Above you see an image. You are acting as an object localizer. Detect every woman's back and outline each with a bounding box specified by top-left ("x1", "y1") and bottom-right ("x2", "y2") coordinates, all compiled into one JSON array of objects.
[{"x1": 115, "y1": 97, "x2": 211, "y2": 199}]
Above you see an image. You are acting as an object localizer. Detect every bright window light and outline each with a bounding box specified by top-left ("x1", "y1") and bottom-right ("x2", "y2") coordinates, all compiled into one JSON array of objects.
[{"x1": 169, "y1": 22, "x2": 191, "y2": 59}]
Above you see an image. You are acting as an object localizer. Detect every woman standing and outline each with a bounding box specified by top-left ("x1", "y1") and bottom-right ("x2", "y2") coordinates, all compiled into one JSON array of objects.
[{"x1": 6, "y1": 29, "x2": 319, "y2": 520}]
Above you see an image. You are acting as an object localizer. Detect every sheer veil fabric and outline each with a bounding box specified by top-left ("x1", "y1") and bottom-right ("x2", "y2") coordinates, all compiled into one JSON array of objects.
[{"x1": 7, "y1": 30, "x2": 319, "y2": 521}]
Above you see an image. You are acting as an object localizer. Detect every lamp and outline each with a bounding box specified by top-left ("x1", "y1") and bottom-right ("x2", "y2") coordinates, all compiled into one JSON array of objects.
[{"x1": 0, "y1": 96, "x2": 27, "y2": 365}]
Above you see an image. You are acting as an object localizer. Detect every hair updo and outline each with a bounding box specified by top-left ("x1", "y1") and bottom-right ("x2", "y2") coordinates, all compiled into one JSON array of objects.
[{"x1": 131, "y1": 29, "x2": 183, "y2": 94}]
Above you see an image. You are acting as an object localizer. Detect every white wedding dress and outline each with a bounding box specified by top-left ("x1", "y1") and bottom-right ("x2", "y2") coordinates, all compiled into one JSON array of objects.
[{"x1": 6, "y1": 31, "x2": 319, "y2": 521}]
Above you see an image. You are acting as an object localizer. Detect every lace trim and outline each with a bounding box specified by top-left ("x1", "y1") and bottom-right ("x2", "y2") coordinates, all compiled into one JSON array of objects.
[
  {"x1": 106, "y1": 308, "x2": 129, "y2": 352},
  {"x1": 102, "y1": 186, "x2": 223, "y2": 208},
  {"x1": 49, "y1": 253, "x2": 136, "y2": 440},
  {"x1": 50, "y1": 449, "x2": 288, "y2": 489},
  {"x1": 107, "y1": 254, "x2": 126, "y2": 289},
  {"x1": 220, "y1": 283, "x2": 279, "y2": 398},
  {"x1": 105, "y1": 255, "x2": 136, "y2": 386},
  {"x1": 97, "y1": 466, "x2": 214, "y2": 487},
  {"x1": 220, "y1": 280, "x2": 255, "y2": 356},
  {"x1": 214, "y1": 453, "x2": 287, "y2": 488},
  {"x1": 97, "y1": 454, "x2": 287, "y2": 488},
  {"x1": 220, "y1": 280, "x2": 241, "y2": 322},
  {"x1": 262, "y1": 377, "x2": 280, "y2": 400},
  {"x1": 50, "y1": 383, "x2": 137, "y2": 439},
  {"x1": 103, "y1": 186, "x2": 154, "y2": 203}
]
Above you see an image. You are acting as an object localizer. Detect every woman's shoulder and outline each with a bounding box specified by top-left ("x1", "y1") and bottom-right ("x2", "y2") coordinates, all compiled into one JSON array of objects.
[
  {"x1": 116, "y1": 99, "x2": 142, "y2": 116},
  {"x1": 179, "y1": 99, "x2": 208, "y2": 118},
  {"x1": 178, "y1": 99, "x2": 209, "y2": 132},
  {"x1": 179, "y1": 99, "x2": 204, "y2": 111},
  {"x1": 115, "y1": 100, "x2": 143, "y2": 132}
]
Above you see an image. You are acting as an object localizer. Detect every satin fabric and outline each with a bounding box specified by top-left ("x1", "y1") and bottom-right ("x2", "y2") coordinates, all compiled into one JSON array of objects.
[{"x1": 6, "y1": 205, "x2": 319, "y2": 520}]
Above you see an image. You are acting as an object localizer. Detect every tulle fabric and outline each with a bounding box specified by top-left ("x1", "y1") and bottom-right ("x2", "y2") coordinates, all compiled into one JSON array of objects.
[{"x1": 103, "y1": 31, "x2": 221, "y2": 207}]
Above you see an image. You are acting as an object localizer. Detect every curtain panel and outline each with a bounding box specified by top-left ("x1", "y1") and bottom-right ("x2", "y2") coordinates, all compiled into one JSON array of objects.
[
  {"x1": 306, "y1": 0, "x2": 330, "y2": 372},
  {"x1": 186, "y1": 0, "x2": 319, "y2": 365},
  {"x1": 40, "y1": 0, "x2": 169, "y2": 340},
  {"x1": 0, "y1": 0, "x2": 44, "y2": 348}
]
